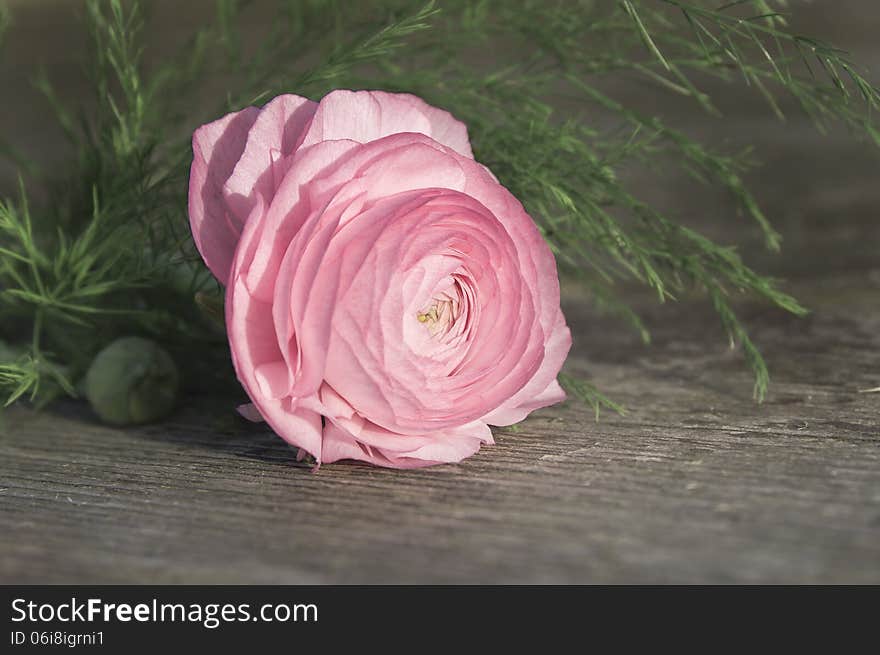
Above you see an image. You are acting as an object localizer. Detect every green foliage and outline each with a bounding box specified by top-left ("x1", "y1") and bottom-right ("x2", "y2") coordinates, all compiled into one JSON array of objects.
[
  {"x1": 0, "y1": 0, "x2": 877, "y2": 410},
  {"x1": 341, "y1": 0, "x2": 826, "y2": 400},
  {"x1": 559, "y1": 374, "x2": 627, "y2": 420},
  {"x1": 626, "y1": 0, "x2": 880, "y2": 135},
  {"x1": 288, "y1": 1, "x2": 441, "y2": 95}
]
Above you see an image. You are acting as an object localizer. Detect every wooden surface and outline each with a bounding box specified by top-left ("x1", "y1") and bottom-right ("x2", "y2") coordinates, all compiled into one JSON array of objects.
[{"x1": 1, "y1": 1, "x2": 879, "y2": 584}]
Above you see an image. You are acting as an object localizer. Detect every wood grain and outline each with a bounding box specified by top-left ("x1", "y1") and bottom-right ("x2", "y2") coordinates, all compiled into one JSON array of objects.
[{"x1": 1, "y1": 0, "x2": 879, "y2": 583}]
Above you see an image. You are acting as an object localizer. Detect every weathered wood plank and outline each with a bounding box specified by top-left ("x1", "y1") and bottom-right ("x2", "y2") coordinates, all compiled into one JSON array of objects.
[
  {"x1": 1, "y1": 0, "x2": 879, "y2": 584},
  {"x1": 1, "y1": 277, "x2": 877, "y2": 583}
]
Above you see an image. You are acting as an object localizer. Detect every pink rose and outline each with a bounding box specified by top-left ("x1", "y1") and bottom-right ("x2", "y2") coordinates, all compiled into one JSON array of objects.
[{"x1": 189, "y1": 90, "x2": 571, "y2": 468}]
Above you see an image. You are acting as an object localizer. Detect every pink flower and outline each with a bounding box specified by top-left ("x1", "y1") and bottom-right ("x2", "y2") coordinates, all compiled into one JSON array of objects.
[{"x1": 188, "y1": 90, "x2": 571, "y2": 468}]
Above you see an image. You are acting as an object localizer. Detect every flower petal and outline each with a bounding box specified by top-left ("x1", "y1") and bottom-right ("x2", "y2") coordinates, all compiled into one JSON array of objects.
[
  {"x1": 299, "y1": 90, "x2": 432, "y2": 149},
  {"x1": 188, "y1": 106, "x2": 261, "y2": 284},
  {"x1": 320, "y1": 421, "x2": 487, "y2": 468},
  {"x1": 481, "y1": 377, "x2": 567, "y2": 426},
  {"x1": 223, "y1": 94, "x2": 318, "y2": 225},
  {"x1": 481, "y1": 311, "x2": 571, "y2": 425},
  {"x1": 389, "y1": 92, "x2": 473, "y2": 158},
  {"x1": 236, "y1": 403, "x2": 264, "y2": 422}
]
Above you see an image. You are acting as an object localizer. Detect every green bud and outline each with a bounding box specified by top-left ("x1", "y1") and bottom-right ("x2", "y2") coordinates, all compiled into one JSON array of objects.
[{"x1": 85, "y1": 337, "x2": 180, "y2": 425}]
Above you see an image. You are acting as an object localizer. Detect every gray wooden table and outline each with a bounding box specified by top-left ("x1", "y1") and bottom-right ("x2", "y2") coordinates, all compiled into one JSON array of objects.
[{"x1": 1, "y1": 1, "x2": 878, "y2": 583}]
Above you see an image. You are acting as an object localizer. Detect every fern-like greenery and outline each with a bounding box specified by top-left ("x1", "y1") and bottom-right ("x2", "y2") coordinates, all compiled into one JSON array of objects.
[{"x1": 0, "y1": 0, "x2": 876, "y2": 411}]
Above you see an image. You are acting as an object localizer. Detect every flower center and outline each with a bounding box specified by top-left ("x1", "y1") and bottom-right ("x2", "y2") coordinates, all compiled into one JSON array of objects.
[{"x1": 416, "y1": 296, "x2": 458, "y2": 337}]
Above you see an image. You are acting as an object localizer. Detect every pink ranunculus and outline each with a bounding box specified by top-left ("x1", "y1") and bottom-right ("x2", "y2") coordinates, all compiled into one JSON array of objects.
[{"x1": 188, "y1": 90, "x2": 571, "y2": 468}]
